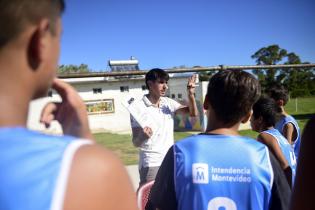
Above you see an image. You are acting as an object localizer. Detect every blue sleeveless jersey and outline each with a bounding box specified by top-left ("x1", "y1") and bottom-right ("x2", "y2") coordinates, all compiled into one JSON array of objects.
[
  {"x1": 275, "y1": 115, "x2": 301, "y2": 159},
  {"x1": 0, "y1": 127, "x2": 85, "y2": 210},
  {"x1": 174, "y1": 134, "x2": 273, "y2": 210},
  {"x1": 262, "y1": 129, "x2": 297, "y2": 182}
]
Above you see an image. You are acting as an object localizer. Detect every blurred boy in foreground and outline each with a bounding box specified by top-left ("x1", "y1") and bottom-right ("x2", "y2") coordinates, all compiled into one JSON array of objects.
[{"x1": 0, "y1": 1, "x2": 137, "y2": 209}]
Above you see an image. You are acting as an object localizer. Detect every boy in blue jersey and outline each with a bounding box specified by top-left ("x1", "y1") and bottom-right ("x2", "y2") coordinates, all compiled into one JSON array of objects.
[
  {"x1": 0, "y1": 1, "x2": 137, "y2": 210},
  {"x1": 268, "y1": 85, "x2": 301, "y2": 160},
  {"x1": 146, "y1": 70, "x2": 291, "y2": 210},
  {"x1": 251, "y1": 96, "x2": 297, "y2": 187}
]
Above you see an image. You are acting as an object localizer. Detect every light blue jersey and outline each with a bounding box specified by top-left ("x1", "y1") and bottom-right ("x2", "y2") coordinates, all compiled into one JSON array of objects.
[
  {"x1": 275, "y1": 115, "x2": 301, "y2": 160},
  {"x1": 263, "y1": 129, "x2": 297, "y2": 183},
  {"x1": 0, "y1": 127, "x2": 90, "y2": 210},
  {"x1": 174, "y1": 134, "x2": 273, "y2": 210}
]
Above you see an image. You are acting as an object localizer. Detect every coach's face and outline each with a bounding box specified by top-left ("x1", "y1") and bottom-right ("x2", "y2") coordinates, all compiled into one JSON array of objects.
[{"x1": 148, "y1": 79, "x2": 168, "y2": 97}]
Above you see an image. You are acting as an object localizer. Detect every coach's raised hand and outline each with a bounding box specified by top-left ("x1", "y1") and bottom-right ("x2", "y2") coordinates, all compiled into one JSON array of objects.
[{"x1": 40, "y1": 78, "x2": 94, "y2": 141}]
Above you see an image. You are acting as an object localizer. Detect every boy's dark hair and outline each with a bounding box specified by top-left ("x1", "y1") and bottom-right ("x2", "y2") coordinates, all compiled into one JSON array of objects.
[
  {"x1": 145, "y1": 68, "x2": 169, "y2": 89},
  {"x1": 252, "y1": 96, "x2": 282, "y2": 127},
  {"x1": 207, "y1": 70, "x2": 261, "y2": 125},
  {"x1": 0, "y1": 0, "x2": 65, "y2": 49},
  {"x1": 268, "y1": 85, "x2": 289, "y2": 105}
]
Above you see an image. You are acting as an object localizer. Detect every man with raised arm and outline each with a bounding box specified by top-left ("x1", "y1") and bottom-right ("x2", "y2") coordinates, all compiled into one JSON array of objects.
[{"x1": 131, "y1": 68, "x2": 198, "y2": 187}]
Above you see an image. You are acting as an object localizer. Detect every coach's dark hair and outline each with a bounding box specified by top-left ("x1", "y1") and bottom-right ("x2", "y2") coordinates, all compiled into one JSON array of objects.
[
  {"x1": 252, "y1": 96, "x2": 282, "y2": 127},
  {"x1": 207, "y1": 70, "x2": 261, "y2": 125},
  {"x1": 145, "y1": 68, "x2": 169, "y2": 89},
  {"x1": 268, "y1": 85, "x2": 289, "y2": 105},
  {"x1": 0, "y1": 0, "x2": 65, "y2": 48}
]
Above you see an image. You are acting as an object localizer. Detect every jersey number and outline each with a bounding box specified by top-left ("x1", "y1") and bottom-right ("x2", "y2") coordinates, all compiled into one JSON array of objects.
[{"x1": 208, "y1": 197, "x2": 237, "y2": 210}]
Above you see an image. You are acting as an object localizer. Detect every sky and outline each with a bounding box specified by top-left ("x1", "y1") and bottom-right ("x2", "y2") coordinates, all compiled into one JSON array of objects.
[{"x1": 60, "y1": 0, "x2": 315, "y2": 71}]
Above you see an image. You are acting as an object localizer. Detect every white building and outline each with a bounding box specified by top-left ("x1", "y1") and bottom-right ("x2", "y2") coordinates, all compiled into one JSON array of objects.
[
  {"x1": 27, "y1": 74, "x2": 208, "y2": 134},
  {"x1": 27, "y1": 74, "x2": 250, "y2": 134}
]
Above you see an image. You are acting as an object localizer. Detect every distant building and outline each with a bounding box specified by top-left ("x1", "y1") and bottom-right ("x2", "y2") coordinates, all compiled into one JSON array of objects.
[
  {"x1": 27, "y1": 74, "x2": 213, "y2": 134},
  {"x1": 28, "y1": 58, "x2": 253, "y2": 134}
]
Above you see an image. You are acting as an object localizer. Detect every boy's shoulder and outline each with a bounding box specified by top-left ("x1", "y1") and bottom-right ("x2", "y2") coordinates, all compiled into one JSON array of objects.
[
  {"x1": 176, "y1": 133, "x2": 263, "y2": 148},
  {"x1": 285, "y1": 115, "x2": 298, "y2": 122},
  {"x1": 0, "y1": 127, "x2": 80, "y2": 148},
  {"x1": 282, "y1": 115, "x2": 299, "y2": 128},
  {"x1": 276, "y1": 115, "x2": 299, "y2": 127}
]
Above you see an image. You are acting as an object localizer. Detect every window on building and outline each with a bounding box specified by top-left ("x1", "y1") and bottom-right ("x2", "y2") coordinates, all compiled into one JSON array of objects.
[
  {"x1": 120, "y1": 86, "x2": 129, "y2": 92},
  {"x1": 93, "y1": 88, "x2": 102, "y2": 94},
  {"x1": 178, "y1": 94, "x2": 182, "y2": 99},
  {"x1": 141, "y1": 85, "x2": 148, "y2": 91},
  {"x1": 171, "y1": 94, "x2": 175, "y2": 99}
]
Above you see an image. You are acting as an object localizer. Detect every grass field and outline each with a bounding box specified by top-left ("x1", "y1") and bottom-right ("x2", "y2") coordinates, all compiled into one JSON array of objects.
[
  {"x1": 94, "y1": 131, "x2": 195, "y2": 165},
  {"x1": 285, "y1": 97, "x2": 315, "y2": 115},
  {"x1": 94, "y1": 97, "x2": 315, "y2": 165},
  {"x1": 284, "y1": 97, "x2": 315, "y2": 133}
]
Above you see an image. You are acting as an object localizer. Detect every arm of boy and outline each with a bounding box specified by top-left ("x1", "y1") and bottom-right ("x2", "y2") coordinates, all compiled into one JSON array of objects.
[
  {"x1": 176, "y1": 75, "x2": 199, "y2": 117},
  {"x1": 282, "y1": 123, "x2": 296, "y2": 145},
  {"x1": 269, "y1": 152, "x2": 292, "y2": 210},
  {"x1": 257, "y1": 133, "x2": 289, "y2": 170},
  {"x1": 40, "y1": 79, "x2": 94, "y2": 141},
  {"x1": 258, "y1": 133, "x2": 292, "y2": 187},
  {"x1": 63, "y1": 144, "x2": 138, "y2": 210}
]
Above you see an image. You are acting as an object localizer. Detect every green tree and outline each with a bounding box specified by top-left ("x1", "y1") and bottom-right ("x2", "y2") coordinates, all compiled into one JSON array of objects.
[
  {"x1": 278, "y1": 53, "x2": 315, "y2": 97},
  {"x1": 252, "y1": 45, "x2": 315, "y2": 97},
  {"x1": 198, "y1": 71, "x2": 217, "y2": 81},
  {"x1": 58, "y1": 64, "x2": 90, "y2": 74},
  {"x1": 192, "y1": 66, "x2": 217, "y2": 81},
  {"x1": 251, "y1": 45, "x2": 287, "y2": 90}
]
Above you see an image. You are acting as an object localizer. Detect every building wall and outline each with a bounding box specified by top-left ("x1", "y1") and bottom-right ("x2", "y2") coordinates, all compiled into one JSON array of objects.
[
  {"x1": 26, "y1": 76, "x2": 251, "y2": 134},
  {"x1": 27, "y1": 76, "x2": 199, "y2": 134},
  {"x1": 170, "y1": 77, "x2": 205, "y2": 131},
  {"x1": 74, "y1": 79, "x2": 147, "y2": 133}
]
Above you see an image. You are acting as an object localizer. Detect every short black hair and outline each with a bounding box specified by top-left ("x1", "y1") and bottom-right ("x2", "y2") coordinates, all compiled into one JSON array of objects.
[
  {"x1": 145, "y1": 68, "x2": 169, "y2": 89},
  {"x1": 0, "y1": 0, "x2": 65, "y2": 48},
  {"x1": 252, "y1": 96, "x2": 282, "y2": 127},
  {"x1": 207, "y1": 70, "x2": 261, "y2": 125},
  {"x1": 268, "y1": 85, "x2": 289, "y2": 105}
]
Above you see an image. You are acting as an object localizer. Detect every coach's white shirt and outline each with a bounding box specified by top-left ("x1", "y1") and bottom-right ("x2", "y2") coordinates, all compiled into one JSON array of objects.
[{"x1": 131, "y1": 95, "x2": 181, "y2": 168}]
